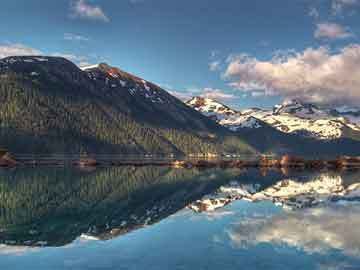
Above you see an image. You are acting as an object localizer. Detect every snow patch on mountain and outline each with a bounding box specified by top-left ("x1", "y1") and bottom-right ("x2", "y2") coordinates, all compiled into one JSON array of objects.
[{"x1": 220, "y1": 116, "x2": 262, "y2": 130}]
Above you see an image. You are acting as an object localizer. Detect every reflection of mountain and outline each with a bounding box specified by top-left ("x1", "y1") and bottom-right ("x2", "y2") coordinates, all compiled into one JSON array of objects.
[
  {"x1": 229, "y1": 203, "x2": 360, "y2": 258},
  {"x1": 0, "y1": 166, "x2": 241, "y2": 247},
  {"x1": 188, "y1": 171, "x2": 360, "y2": 211}
]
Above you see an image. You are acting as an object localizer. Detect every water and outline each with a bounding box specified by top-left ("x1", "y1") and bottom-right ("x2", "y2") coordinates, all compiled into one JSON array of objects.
[{"x1": 0, "y1": 166, "x2": 360, "y2": 270}]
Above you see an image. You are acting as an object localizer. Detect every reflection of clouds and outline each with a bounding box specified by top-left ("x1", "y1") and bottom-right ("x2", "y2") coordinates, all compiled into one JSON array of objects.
[
  {"x1": 0, "y1": 244, "x2": 39, "y2": 255},
  {"x1": 228, "y1": 202, "x2": 360, "y2": 257}
]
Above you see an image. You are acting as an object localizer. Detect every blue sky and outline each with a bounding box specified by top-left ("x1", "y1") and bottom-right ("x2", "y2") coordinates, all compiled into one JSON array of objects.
[{"x1": 1, "y1": 0, "x2": 360, "y2": 109}]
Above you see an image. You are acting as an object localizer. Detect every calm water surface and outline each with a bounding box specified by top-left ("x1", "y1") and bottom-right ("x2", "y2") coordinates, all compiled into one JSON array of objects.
[{"x1": 0, "y1": 166, "x2": 360, "y2": 270}]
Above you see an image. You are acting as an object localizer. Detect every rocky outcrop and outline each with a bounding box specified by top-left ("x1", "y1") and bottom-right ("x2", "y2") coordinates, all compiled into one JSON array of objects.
[
  {"x1": 0, "y1": 152, "x2": 17, "y2": 167},
  {"x1": 74, "y1": 158, "x2": 98, "y2": 167}
]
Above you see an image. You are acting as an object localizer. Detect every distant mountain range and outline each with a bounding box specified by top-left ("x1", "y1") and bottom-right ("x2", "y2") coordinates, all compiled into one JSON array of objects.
[
  {"x1": 0, "y1": 55, "x2": 359, "y2": 156},
  {"x1": 0, "y1": 56, "x2": 253, "y2": 155},
  {"x1": 186, "y1": 97, "x2": 360, "y2": 156}
]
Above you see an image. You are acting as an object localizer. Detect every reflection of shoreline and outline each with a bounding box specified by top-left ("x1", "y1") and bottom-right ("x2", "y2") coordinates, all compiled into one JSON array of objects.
[
  {"x1": 228, "y1": 202, "x2": 360, "y2": 258},
  {"x1": 1, "y1": 155, "x2": 360, "y2": 172},
  {"x1": 188, "y1": 172, "x2": 360, "y2": 211}
]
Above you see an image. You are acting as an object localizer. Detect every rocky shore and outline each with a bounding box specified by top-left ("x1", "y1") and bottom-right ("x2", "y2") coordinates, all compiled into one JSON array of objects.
[{"x1": 0, "y1": 153, "x2": 360, "y2": 171}]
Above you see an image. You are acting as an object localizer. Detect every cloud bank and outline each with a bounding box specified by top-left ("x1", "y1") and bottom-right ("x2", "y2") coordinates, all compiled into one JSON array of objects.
[
  {"x1": 0, "y1": 44, "x2": 42, "y2": 59},
  {"x1": 169, "y1": 87, "x2": 235, "y2": 102},
  {"x1": 70, "y1": 0, "x2": 109, "y2": 22},
  {"x1": 224, "y1": 45, "x2": 360, "y2": 107}
]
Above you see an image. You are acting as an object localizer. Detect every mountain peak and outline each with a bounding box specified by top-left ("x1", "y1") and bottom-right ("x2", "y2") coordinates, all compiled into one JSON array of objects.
[
  {"x1": 186, "y1": 96, "x2": 236, "y2": 116},
  {"x1": 273, "y1": 99, "x2": 324, "y2": 118}
]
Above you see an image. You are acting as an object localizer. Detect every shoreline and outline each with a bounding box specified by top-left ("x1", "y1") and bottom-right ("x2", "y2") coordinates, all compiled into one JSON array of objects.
[{"x1": 1, "y1": 154, "x2": 360, "y2": 171}]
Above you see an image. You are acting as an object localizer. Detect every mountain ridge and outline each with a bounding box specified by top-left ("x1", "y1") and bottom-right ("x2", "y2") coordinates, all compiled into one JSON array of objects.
[
  {"x1": 186, "y1": 97, "x2": 360, "y2": 156},
  {"x1": 0, "y1": 56, "x2": 254, "y2": 155}
]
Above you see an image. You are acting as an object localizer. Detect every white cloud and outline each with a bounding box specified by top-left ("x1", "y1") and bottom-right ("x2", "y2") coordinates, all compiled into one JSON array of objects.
[
  {"x1": 168, "y1": 90, "x2": 194, "y2": 101},
  {"x1": 209, "y1": 50, "x2": 223, "y2": 71},
  {"x1": 314, "y1": 22, "x2": 353, "y2": 40},
  {"x1": 64, "y1": 33, "x2": 89, "y2": 42},
  {"x1": 0, "y1": 43, "x2": 97, "y2": 68},
  {"x1": 210, "y1": 50, "x2": 220, "y2": 58},
  {"x1": 200, "y1": 87, "x2": 235, "y2": 101},
  {"x1": 224, "y1": 45, "x2": 360, "y2": 107},
  {"x1": 168, "y1": 87, "x2": 235, "y2": 102},
  {"x1": 332, "y1": 0, "x2": 358, "y2": 15},
  {"x1": 309, "y1": 7, "x2": 320, "y2": 19},
  {"x1": 50, "y1": 53, "x2": 94, "y2": 67},
  {"x1": 0, "y1": 43, "x2": 42, "y2": 59},
  {"x1": 250, "y1": 91, "x2": 265, "y2": 97},
  {"x1": 51, "y1": 53, "x2": 82, "y2": 62},
  {"x1": 70, "y1": 0, "x2": 109, "y2": 22},
  {"x1": 209, "y1": 60, "x2": 221, "y2": 71}
]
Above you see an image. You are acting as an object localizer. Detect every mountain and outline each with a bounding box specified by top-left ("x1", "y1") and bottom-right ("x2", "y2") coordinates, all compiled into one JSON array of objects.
[
  {"x1": 186, "y1": 97, "x2": 360, "y2": 156},
  {"x1": 0, "y1": 56, "x2": 254, "y2": 155},
  {"x1": 187, "y1": 97, "x2": 263, "y2": 130},
  {"x1": 186, "y1": 97, "x2": 236, "y2": 121},
  {"x1": 273, "y1": 100, "x2": 327, "y2": 118}
]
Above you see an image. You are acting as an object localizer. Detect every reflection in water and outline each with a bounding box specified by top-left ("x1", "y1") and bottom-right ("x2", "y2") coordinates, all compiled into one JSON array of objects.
[
  {"x1": 0, "y1": 167, "x2": 359, "y2": 270},
  {"x1": 0, "y1": 166, "x2": 242, "y2": 246},
  {"x1": 189, "y1": 171, "x2": 360, "y2": 211},
  {"x1": 229, "y1": 202, "x2": 360, "y2": 258}
]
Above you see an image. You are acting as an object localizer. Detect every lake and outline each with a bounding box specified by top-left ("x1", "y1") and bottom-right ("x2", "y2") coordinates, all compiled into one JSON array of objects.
[{"x1": 0, "y1": 166, "x2": 360, "y2": 270}]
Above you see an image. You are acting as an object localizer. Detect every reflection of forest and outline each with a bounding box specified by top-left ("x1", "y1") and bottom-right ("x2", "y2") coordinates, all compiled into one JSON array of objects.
[
  {"x1": 0, "y1": 166, "x2": 243, "y2": 246},
  {"x1": 0, "y1": 167, "x2": 356, "y2": 247}
]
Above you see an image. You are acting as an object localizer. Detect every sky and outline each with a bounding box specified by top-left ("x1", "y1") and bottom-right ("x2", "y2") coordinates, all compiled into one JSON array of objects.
[{"x1": 0, "y1": 0, "x2": 360, "y2": 109}]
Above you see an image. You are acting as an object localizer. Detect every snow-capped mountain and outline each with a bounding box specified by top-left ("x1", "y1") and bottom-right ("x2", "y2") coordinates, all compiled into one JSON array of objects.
[
  {"x1": 273, "y1": 99, "x2": 328, "y2": 119},
  {"x1": 186, "y1": 97, "x2": 263, "y2": 130},
  {"x1": 186, "y1": 97, "x2": 236, "y2": 121},
  {"x1": 0, "y1": 56, "x2": 256, "y2": 155},
  {"x1": 186, "y1": 97, "x2": 360, "y2": 140}
]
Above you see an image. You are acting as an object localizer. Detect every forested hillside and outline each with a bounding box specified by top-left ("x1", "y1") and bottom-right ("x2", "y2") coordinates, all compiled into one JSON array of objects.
[{"x1": 0, "y1": 56, "x2": 254, "y2": 155}]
